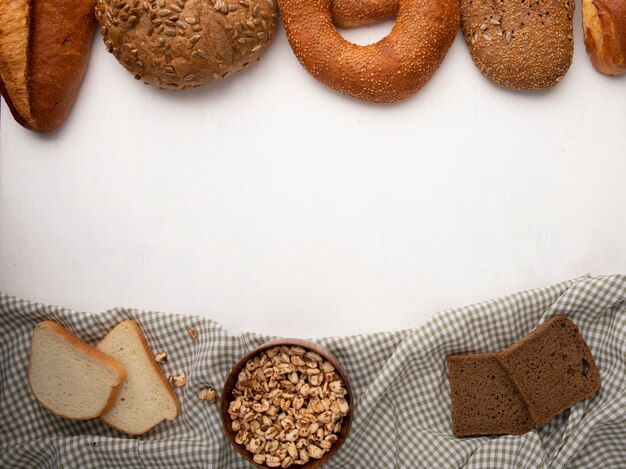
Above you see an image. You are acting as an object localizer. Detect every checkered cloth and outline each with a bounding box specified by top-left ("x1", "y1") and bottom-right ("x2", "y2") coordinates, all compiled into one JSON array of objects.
[{"x1": 1, "y1": 274, "x2": 624, "y2": 468}]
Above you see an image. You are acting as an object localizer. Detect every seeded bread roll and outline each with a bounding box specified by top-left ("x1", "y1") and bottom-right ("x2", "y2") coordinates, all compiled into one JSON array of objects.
[
  {"x1": 460, "y1": 0, "x2": 575, "y2": 90},
  {"x1": 498, "y1": 317, "x2": 601, "y2": 425},
  {"x1": 95, "y1": 0, "x2": 278, "y2": 90},
  {"x1": 583, "y1": 0, "x2": 626, "y2": 75},
  {"x1": 448, "y1": 353, "x2": 534, "y2": 436}
]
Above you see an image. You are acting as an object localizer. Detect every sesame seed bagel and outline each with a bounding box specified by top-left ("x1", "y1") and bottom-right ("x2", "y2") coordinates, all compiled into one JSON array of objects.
[
  {"x1": 279, "y1": 0, "x2": 459, "y2": 103},
  {"x1": 331, "y1": 0, "x2": 398, "y2": 28},
  {"x1": 460, "y1": 0, "x2": 575, "y2": 90},
  {"x1": 95, "y1": 0, "x2": 278, "y2": 90}
]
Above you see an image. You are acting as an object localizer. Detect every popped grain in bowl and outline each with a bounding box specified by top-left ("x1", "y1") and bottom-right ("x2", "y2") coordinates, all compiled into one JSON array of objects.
[{"x1": 226, "y1": 345, "x2": 350, "y2": 467}]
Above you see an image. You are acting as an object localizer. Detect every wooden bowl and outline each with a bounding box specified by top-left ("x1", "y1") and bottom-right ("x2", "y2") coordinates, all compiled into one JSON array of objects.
[{"x1": 221, "y1": 339, "x2": 354, "y2": 468}]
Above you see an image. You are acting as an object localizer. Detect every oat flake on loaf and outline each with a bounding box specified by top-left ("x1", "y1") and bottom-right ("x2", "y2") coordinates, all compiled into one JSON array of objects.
[{"x1": 95, "y1": 0, "x2": 278, "y2": 89}]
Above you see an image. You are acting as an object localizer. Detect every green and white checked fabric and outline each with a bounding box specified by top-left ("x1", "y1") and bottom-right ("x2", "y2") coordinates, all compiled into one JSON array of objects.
[{"x1": 1, "y1": 274, "x2": 624, "y2": 468}]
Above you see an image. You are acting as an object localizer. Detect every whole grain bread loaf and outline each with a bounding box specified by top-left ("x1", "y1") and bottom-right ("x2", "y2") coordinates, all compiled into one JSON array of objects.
[
  {"x1": 460, "y1": 0, "x2": 575, "y2": 90},
  {"x1": 95, "y1": 0, "x2": 278, "y2": 90},
  {"x1": 497, "y1": 317, "x2": 601, "y2": 425},
  {"x1": 448, "y1": 352, "x2": 534, "y2": 436}
]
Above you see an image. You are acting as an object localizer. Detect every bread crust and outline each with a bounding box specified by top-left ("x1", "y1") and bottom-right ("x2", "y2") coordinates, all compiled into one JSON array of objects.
[
  {"x1": 0, "y1": 75, "x2": 34, "y2": 130},
  {"x1": 27, "y1": 0, "x2": 95, "y2": 132},
  {"x1": 0, "y1": 0, "x2": 33, "y2": 128},
  {"x1": 98, "y1": 320, "x2": 180, "y2": 435},
  {"x1": 583, "y1": 0, "x2": 626, "y2": 75},
  {"x1": 279, "y1": 0, "x2": 459, "y2": 103},
  {"x1": 460, "y1": 0, "x2": 575, "y2": 90},
  {"x1": 28, "y1": 320, "x2": 128, "y2": 420}
]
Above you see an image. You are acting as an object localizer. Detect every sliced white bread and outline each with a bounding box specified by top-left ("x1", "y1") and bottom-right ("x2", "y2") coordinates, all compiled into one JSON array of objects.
[
  {"x1": 28, "y1": 321, "x2": 127, "y2": 420},
  {"x1": 97, "y1": 320, "x2": 180, "y2": 435}
]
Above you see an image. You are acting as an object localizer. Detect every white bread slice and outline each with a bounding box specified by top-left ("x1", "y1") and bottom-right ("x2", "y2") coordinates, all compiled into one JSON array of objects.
[
  {"x1": 28, "y1": 321, "x2": 127, "y2": 420},
  {"x1": 97, "y1": 320, "x2": 180, "y2": 435}
]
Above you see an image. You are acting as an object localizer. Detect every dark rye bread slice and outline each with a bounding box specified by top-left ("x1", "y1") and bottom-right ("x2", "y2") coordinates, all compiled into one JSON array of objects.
[
  {"x1": 498, "y1": 317, "x2": 601, "y2": 426},
  {"x1": 448, "y1": 353, "x2": 534, "y2": 436}
]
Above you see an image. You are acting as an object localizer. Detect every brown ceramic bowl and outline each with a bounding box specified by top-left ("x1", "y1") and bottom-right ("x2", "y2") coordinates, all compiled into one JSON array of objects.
[{"x1": 221, "y1": 339, "x2": 354, "y2": 468}]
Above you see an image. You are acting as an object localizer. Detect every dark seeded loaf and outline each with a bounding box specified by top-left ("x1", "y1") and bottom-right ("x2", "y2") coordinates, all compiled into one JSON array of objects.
[
  {"x1": 448, "y1": 353, "x2": 534, "y2": 436},
  {"x1": 497, "y1": 317, "x2": 601, "y2": 426},
  {"x1": 459, "y1": 0, "x2": 575, "y2": 90}
]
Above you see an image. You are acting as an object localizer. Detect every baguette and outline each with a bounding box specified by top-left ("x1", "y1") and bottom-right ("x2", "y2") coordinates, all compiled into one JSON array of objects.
[{"x1": 0, "y1": 0, "x2": 95, "y2": 132}]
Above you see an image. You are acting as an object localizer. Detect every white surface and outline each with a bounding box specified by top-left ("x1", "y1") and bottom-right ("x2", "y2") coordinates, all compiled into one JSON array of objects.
[{"x1": 1, "y1": 9, "x2": 625, "y2": 338}]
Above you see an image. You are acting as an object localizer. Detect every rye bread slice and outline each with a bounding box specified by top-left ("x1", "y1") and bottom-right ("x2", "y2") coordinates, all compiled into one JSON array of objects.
[
  {"x1": 497, "y1": 317, "x2": 601, "y2": 426},
  {"x1": 448, "y1": 353, "x2": 534, "y2": 436}
]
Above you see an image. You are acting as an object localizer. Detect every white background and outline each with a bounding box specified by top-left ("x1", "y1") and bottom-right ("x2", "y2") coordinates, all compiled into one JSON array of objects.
[{"x1": 1, "y1": 7, "x2": 625, "y2": 338}]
